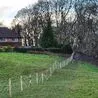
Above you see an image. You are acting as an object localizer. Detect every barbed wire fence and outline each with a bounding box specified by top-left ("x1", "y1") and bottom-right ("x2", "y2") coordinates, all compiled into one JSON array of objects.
[{"x1": 0, "y1": 57, "x2": 72, "y2": 98}]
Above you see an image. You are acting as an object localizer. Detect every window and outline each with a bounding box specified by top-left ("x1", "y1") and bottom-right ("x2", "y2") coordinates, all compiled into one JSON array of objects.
[{"x1": 12, "y1": 38, "x2": 18, "y2": 42}]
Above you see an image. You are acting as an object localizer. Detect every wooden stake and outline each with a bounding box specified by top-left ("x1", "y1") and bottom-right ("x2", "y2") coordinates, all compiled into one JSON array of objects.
[
  {"x1": 60, "y1": 63, "x2": 62, "y2": 68},
  {"x1": 41, "y1": 73, "x2": 44, "y2": 84},
  {"x1": 55, "y1": 61, "x2": 57, "y2": 65},
  {"x1": 53, "y1": 64, "x2": 55, "y2": 71},
  {"x1": 55, "y1": 61, "x2": 57, "y2": 69},
  {"x1": 36, "y1": 73, "x2": 38, "y2": 84},
  {"x1": 29, "y1": 74, "x2": 32, "y2": 86},
  {"x1": 50, "y1": 67, "x2": 52, "y2": 76},
  {"x1": 20, "y1": 76, "x2": 23, "y2": 91},
  {"x1": 9, "y1": 78, "x2": 12, "y2": 98},
  {"x1": 63, "y1": 61, "x2": 65, "y2": 67}
]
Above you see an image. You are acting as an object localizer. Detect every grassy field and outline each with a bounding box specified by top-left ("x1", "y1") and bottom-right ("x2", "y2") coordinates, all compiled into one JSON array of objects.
[
  {"x1": 0, "y1": 53, "x2": 62, "y2": 98},
  {"x1": 14, "y1": 61, "x2": 98, "y2": 98},
  {"x1": 0, "y1": 53, "x2": 61, "y2": 78},
  {"x1": 0, "y1": 53, "x2": 98, "y2": 98}
]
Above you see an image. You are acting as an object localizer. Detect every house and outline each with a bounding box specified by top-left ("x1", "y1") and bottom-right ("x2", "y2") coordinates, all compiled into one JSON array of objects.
[{"x1": 0, "y1": 27, "x2": 22, "y2": 47}]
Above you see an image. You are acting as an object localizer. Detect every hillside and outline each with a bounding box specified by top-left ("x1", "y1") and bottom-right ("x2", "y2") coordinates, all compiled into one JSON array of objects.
[
  {"x1": 0, "y1": 53, "x2": 60, "y2": 78},
  {"x1": 0, "y1": 53, "x2": 61, "y2": 98},
  {"x1": 14, "y1": 61, "x2": 98, "y2": 98},
  {"x1": 0, "y1": 53, "x2": 98, "y2": 98}
]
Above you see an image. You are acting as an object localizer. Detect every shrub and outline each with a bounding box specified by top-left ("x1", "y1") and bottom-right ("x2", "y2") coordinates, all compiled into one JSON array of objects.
[
  {"x1": 14, "y1": 47, "x2": 44, "y2": 53},
  {"x1": 0, "y1": 48, "x2": 4, "y2": 52},
  {"x1": 14, "y1": 46, "x2": 72, "y2": 54},
  {"x1": 14, "y1": 47, "x2": 28, "y2": 53},
  {"x1": 14, "y1": 47, "x2": 61, "y2": 54},
  {"x1": 0, "y1": 46, "x2": 13, "y2": 52},
  {"x1": 5, "y1": 46, "x2": 13, "y2": 52}
]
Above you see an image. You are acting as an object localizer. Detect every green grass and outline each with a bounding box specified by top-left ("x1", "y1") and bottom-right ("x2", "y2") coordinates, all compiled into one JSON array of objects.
[
  {"x1": 13, "y1": 61, "x2": 98, "y2": 98},
  {"x1": 1, "y1": 53, "x2": 98, "y2": 98},
  {"x1": 0, "y1": 53, "x2": 61, "y2": 98},
  {"x1": 0, "y1": 53, "x2": 61, "y2": 78}
]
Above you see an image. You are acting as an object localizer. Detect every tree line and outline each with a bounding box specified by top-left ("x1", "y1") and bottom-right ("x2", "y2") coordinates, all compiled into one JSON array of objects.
[{"x1": 12, "y1": 0, "x2": 98, "y2": 57}]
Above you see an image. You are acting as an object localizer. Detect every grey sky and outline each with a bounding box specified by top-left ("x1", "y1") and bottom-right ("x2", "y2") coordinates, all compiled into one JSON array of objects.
[{"x1": 0, "y1": 0, "x2": 38, "y2": 27}]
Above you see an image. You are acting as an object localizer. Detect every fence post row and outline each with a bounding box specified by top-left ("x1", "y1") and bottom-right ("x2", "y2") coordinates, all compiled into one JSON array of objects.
[{"x1": 7, "y1": 60, "x2": 71, "y2": 98}]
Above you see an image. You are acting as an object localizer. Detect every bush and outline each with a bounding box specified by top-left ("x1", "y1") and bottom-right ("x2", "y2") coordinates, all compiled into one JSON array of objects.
[
  {"x1": 0, "y1": 46, "x2": 13, "y2": 52},
  {"x1": 14, "y1": 47, "x2": 61, "y2": 54},
  {"x1": 4, "y1": 46, "x2": 13, "y2": 52},
  {"x1": 14, "y1": 47, "x2": 44, "y2": 53},
  {"x1": 0, "y1": 48, "x2": 4, "y2": 52},
  {"x1": 14, "y1": 45, "x2": 72, "y2": 54},
  {"x1": 14, "y1": 47, "x2": 28, "y2": 53}
]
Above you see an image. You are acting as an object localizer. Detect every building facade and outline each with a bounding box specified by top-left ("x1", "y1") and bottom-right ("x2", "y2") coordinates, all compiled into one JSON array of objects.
[{"x1": 0, "y1": 27, "x2": 22, "y2": 47}]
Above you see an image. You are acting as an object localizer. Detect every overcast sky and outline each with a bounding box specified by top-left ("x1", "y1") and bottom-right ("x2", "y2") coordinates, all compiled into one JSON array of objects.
[{"x1": 0, "y1": 0, "x2": 38, "y2": 27}]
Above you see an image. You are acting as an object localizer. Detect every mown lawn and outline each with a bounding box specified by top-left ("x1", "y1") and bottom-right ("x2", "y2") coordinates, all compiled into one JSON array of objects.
[{"x1": 1, "y1": 53, "x2": 98, "y2": 98}]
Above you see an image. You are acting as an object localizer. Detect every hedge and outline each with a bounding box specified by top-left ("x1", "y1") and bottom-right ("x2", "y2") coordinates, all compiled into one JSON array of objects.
[
  {"x1": 0, "y1": 45, "x2": 73, "y2": 54},
  {"x1": 14, "y1": 47, "x2": 72, "y2": 54}
]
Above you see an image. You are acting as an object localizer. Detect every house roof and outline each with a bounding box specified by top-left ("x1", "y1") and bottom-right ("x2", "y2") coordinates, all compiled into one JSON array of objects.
[{"x1": 0, "y1": 27, "x2": 21, "y2": 38}]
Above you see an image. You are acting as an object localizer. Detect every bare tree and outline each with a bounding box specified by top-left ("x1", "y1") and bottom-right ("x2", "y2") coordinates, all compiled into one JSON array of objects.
[{"x1": 70, "y1": 0, "x2": 98, "y2": 57}]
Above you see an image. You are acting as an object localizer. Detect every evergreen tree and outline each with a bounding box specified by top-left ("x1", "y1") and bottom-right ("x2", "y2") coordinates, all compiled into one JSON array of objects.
[{"x1": 40, "y1": 18, "x2": 57, "y2": 48}]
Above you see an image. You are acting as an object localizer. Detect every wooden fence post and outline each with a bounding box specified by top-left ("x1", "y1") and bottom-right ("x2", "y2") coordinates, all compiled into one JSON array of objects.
[
  {"x1": 9, "y1": 78, "x2": 12, "y2": 98},
  {"x1": 50, "y1": 67, "x2": 52, "y2": 76},
  {"x1": 36, "y1": 73, "x2": 39, "y2": 84},
  {"x1": 41, "y1": 73, "x2": 44, "y2": 84},
  {"x1": 63, "y1": 61, "x2": 65, "y2": 67},
  {"x1": 60, "y1": 63, "x2": 62, "y2": 69},
  {"x1": 20, "y1": 76, "x2": 23, "y2": 92},
  {"x1": 29, "y1": 74, "x2": 32, "y2": 86},
  {"x1": 53, "y1": 64, "x2": 55, "y2": 71},
  {"x1": 55, "y1": 61, "x2": 57, "y2": 69},
  {"x1": 64, "y1": 61, "x2": 66, "y2": 66},
  {"x1": 55, "y1": 61, "x2": 57, "y2": 66},
  {"x1": 45, "y1": 70, "x2": 49, "y2": 80}
]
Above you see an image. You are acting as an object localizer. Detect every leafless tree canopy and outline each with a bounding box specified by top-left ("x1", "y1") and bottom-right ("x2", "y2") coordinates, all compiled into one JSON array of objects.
[{"x1": 13, "y1": 0, "x2": 98, "y2": 57}]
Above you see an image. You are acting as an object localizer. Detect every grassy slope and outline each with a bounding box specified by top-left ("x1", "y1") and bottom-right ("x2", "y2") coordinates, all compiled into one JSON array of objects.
[
  {"x1": 0, "y1": 53, "x2": 60, "y2": 78},
  {"x1": 0, "y1": 53, "x2": 61, "y2": 98},
  {"x1": 15, "y1": 61, "x2": 98, "y2": 98},
  {"x1": 1, "y1": 53, "x2": 98, "y2": 98}
]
